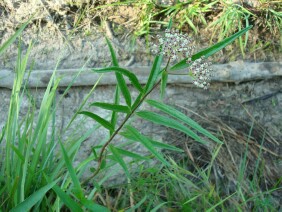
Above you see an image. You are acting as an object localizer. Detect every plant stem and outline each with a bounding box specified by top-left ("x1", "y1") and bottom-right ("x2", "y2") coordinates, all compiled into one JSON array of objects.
[
  {"x1": 82, "y1": 58, "x2": 171, "y2": 185},
  {"x1": 82, "y1": 79, "x2": 162, "y2": 185}
]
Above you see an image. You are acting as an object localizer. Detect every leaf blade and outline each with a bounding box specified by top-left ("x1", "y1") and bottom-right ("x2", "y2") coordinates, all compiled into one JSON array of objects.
[
  {"x1": 78, "y1": 111, "x2": 114, "y2": 132},
  {"x1": 146, "y1": 100, "x2": 223, "y2": 144},
  {"x1": 10, "y1": 179, "x2": 59, "y2": 212},
  {"x1": 90, "y1": 102, "x2": 131, "y2": 114},
  {"x1": 136, "y1": 111, "x2": 207, "y2": 145},
  {"x1": 109, "y1": 144, "x2": 130, "y2": 178},
  {"x1": 92, "y1": 67, "x2": 143, "y2": 92},
  {"x1": 170, "y1": 25, "x2": 253, "y2": 71},
  {"x1": 144, "y1": 55, "x2": 163, "y2": 93},
  {"x1": 122, "y1": 126, "x2": 170, "y2": 166},
  {"x1": 105, "y1": 37, "x2": 119, "y2": 66}
]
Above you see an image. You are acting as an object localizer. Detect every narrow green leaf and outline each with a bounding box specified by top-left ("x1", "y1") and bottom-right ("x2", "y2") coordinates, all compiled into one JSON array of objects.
[
  {"x1": 115, "y1": 73, "x2": 132, "y2": 107},
  {"x1": 121, "y1": 129, "x2": 183, "y2": 152},
  {"x1": 59, "y1": 139, "x2": 84, "y2": 200},
  {"x1": 115, "y1": 147, "x2": 149, "y2": 160},
  {"x1": 92, "y1": 67, "x2": 143, "y2": 92},
  {"x1": 146, "y1": 100, "x2": 223, "y2": 144},
  {"x1": 144, "y1": 55, "x2": 163, "y2": 92},
  {"x1": 131, "y1": 93, "x2": 142, "y2": 110},
  {"x1": 10, "y1": 144, "x2": 25, "y2": 162},
  {"x1": 167, "y1": 18, "x2": 173, "y2": 29},
  {"x1": 122, "y1": 126, "x2": 170, "y2": 166},
  {"x1": 109, "y1": 144, "x2": 130, "y2": 178},
  {"x1": 110, "y1": 86, "x2": 120, "y2": 135},
  {"x1": 160, "y1": 70, "x2": 168, "y2": 99},
  {"x1": 11, "y1": 179, "x2": 59, "y2": 212},
  {"x1": 105, "y1": 37, "x2": 119, "y2": 66},
  {"x1": 136, "y1": 111, "x2": 207, "y2": 145},
  {"x1": 151, "y1": 202, "x2": 168, "y2": 212},
  {"x1": 150, "y1": 140, "x2": 184, "y2": 152},
  {"x1": 81, "y1": 198, "x2": 110, "y2": 212},
  {"x1": 125, "y1": 195, "x2": 147, "y2": 212},
  {"x1": 170, "y1": 25, "x2": 253, "y2": 71},
  {"x1": 90, "y1": 102, "x2": 131, "y2": 114},
  {"x1": 0, "y1": 17, "x2": 31, "y2": 56},
  {"x1": 79, "y1": 111, "x2": 114, "y2": 132},
  {"x1": 52, "y1": 185, "x2": 83, "y2": 212}
]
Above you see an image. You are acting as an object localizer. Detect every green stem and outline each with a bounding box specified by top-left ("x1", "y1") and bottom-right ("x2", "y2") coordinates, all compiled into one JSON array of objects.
[{"x1": 82, "y1": 58, "x2": 171, "y2": 185}]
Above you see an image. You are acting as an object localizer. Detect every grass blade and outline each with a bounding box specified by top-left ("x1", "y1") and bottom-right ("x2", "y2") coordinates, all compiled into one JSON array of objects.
[
  {"x1": 81, "y1": 198, "x2": 110, "y2": 212},
  {"x1": 170, "y1": 25, "x2": 253, "y2": 71},
  {"x1": 78, "y1": 111, "x2": 114, "y2": 132},
  {"x1": 10, "y1": 179, "x2": 59, "y2": 212},
  {"x1": 136, "y1": 111, "x2": 207, "y2": 145},
  {"x1": 59, "y1": 139, "x2": 84, "y2": 200},
  {"x1": 125, "y1": 195, "x2": 147, "y2": 212},
  {"x1": 90, "y1": 102, "x2": 131, "y2": 114},
  {"x1": 92, "y1": 67, "x2": 143, "y2": 92},
  {"x1": 146, "y1": 99, "x2": 222, "y2": 144},
  {"x1": 51, "y1": 185, "x2": 83, "y2": 212},
  {"x1": 0, "y1": 17, "x2": 31, "y2": 56}
]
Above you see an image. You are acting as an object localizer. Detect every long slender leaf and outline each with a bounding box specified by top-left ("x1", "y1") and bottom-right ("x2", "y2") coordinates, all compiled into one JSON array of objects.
[
  {"x1": 160, "y1": 70, "x2": 168, "y2": 99},
  {"x1": 150, "y1": 140, "x2": 184, "y2": 152},
  {"x1": 125, "y1": 195, "x2": 147, "y2": 212},
  {"x1": 90, "y1": 102, "x2": 131, "y2": 114},
  {"x1": 136, "y1": 111, "x2": 207, "y2": 145},
  {"x1": 81, "y1": 198, "x2": 110, "y2": 212},
  {"x1": 10, "y1": 179, "x2": 59, "y2": 212},
  {"x1": 59, "y1": 140, "x2": 84, "y2": 200},
  {"x1": 109, "y1": 144, "x2": 130, "y2": 178},
  {"x1": 115, "y1": 147, "x2": 149, "y2": 160},
  {"x1": 151, "y1": 202, "x2": 168, "y2": 212},
  {"x1": 105, "y1": 37, "x2": 119, "y2": 67},
  {"x1": 121, "y1": 126, "x2": 170, "y2": 166},
  {"x1": 92, "y1": 67, "x2": 143, "y2": 92},
  {"x1": 170, "y1": 25, "x2": 253, "y2": 71},
  {"x1": 116, "y1": 73, "x2": 132, "y2": 107},
  {"x1": 120, "y1": 130, "x2": 183, "y2": 152},
  {"x1": 111, "y1": 86, "x2": 120, "y2": 135},
  {"x1": 0, "y1": 17, "x2": 31, "y2": 55},
  {"x1": 144, "y1": 55, "x2": 163, "y2": 92},
  {"x1": 146, "y1": 99, "x2": 222, "y2": 144},
  {"x1": 78, "y1": 111, "x2": 114, "y2": 132},
  {"x1": 51, "y1": 185, "x2": 83, "y2": 212}
]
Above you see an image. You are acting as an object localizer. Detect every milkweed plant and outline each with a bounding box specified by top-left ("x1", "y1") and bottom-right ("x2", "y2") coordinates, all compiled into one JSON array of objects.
[{"x1": 79, "y1": 21, "x2": 253, "y2": 182}]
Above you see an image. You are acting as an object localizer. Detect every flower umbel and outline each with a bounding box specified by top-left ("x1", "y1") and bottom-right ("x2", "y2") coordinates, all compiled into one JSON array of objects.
[
  {"x1": 188, "y1": 56, "x2": 212, "y2": 90},
  {"x1": 151, "y1": 29, "x2": 195, "y2": 61},
  {"x1": 152, "y1": 29, "x2": 213, "y2": 89}
]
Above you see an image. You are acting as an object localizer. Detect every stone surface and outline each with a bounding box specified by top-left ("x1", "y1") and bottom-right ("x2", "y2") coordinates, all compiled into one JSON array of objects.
[{"x1": 1, "y1": 74, "x2": 281, "y2": 185}]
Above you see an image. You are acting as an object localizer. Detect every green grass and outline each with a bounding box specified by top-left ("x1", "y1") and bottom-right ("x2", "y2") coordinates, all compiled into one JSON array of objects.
[{"x1": 88, "y1": 0, "x2": 281, "y2": 59}]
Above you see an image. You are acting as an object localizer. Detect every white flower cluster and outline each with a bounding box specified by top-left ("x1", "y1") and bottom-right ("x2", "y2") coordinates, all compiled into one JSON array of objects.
[
  {"x1": 152, "y1": 29, "x2": 213, "y2": 89},
  {"x1": 151, "y1": 29, "x2": 195, "y2": 61},
  {"x1": 188, "y1": 56, "x2": 212, "y2": 89}
]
